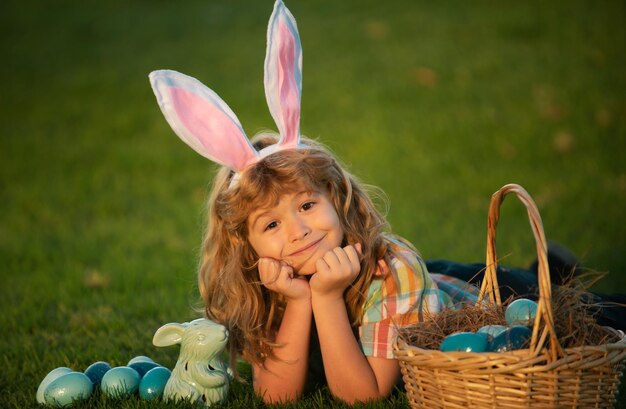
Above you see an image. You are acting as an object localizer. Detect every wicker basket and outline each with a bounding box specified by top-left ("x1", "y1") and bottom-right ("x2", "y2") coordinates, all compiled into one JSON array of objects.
[{"x1": 394, "y1": 184, "x2": 626, "y2": 409}]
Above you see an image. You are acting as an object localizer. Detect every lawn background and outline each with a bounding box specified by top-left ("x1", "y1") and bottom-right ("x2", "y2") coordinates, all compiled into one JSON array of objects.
[{"x1": 1, "y1": 0, "x2": 624, "y2": 407}]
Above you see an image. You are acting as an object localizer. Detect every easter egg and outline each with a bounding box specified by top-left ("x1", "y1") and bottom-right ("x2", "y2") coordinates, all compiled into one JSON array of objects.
[
  {"x1": 84, "y1": 361, "x2": 112, "y2": 386},
  {"x1": 43, "y1": 372, "x2": 93, "y2": 407},
  {"x1": 477, "y1": 325, "x2": 508, "y2": 339},
  {"x1": 489, "y1": 325, "x2": 532, "y2": 352},
  {"x1": 127, "y1": 355, "x2": 155, "y2": 366},
  {"x1": 139, "y1": 366, "x2": 172, "y2": 400},
  {"x1": 37, "y1": 367, "x2": 73, "y2": 404},
  {"x1": 129, "y1": 361, "x2": 160, "y2": 377},
  {"x1": 100, "y1": 366, "x2": 141, "y2": 398},
  {"x1": 440, "y1": 332, "x2": 489, "y2": 352},
  {"x1": 505, "y1": 298, "x2": 538, "y2": 326}
]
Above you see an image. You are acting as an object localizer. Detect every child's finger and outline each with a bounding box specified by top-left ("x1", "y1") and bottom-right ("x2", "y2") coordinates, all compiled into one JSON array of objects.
[
  {"x1": 349, "y1": 243, "x2": 364, "y2": 264},
  {"x1": 258, "y1": 257, "x2": 281, "y2": 285},
  {"x1": 343, "y1": 245, "x2": 361, "y2": 273},
  {"x1": 278, "y1": 262, "x2": 294, "y2": 280},
  {"x1": 314, "y1": 253, "x2": 331, "y2": 275},
  {"x1": 321, "y1": 249, "x2": 341, "y2": 273},
  {"x1": 327, "y1": 248, "x2": 349, "y2": 279}
]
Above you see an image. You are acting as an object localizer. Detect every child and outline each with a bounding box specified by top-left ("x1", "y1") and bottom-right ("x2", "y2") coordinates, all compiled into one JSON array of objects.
[
  {"x1": 203, "y1": 132, "x2": 461, "y2": 404},
  {"x1": 148, "y1": 2, "x2": 469, "y2": 403},
  {"x1": 148, "y1": 0, "x2": 624, "y2": 404}
]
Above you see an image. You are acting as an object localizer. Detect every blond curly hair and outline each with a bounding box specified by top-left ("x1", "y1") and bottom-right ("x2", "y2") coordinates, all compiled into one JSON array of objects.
[{"x1": 199, "y1": 133, "x2": 412, "y2": 367}]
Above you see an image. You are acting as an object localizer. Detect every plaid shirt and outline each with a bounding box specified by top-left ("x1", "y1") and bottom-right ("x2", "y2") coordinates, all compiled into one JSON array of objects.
[{"x1": 358, "y1": 242, "x2": 480, "y2": 358}]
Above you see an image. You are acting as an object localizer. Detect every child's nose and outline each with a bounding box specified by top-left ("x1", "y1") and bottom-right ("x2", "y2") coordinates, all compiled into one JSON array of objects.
[{"x1": 288, "y1": 217, "x2": 310, "y2": 242}]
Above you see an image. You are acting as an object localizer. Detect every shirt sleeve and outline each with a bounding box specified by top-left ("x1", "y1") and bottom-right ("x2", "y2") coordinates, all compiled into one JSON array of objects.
[{"x1": 358, "y1": 249, "x2": 452, "y2": 359}]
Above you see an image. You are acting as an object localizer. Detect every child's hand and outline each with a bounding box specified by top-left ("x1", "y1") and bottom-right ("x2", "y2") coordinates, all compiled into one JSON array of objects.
[
  {"x1": 310, "y1": 243, "x2": 362, "y2": 300},
  {"x1": 258, "y1": 258, "x2": 311, "y2": 301}
]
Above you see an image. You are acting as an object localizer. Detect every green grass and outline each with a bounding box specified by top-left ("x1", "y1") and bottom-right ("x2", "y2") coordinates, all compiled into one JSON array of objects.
[{"x1": 1, "y1": 0, "x2": 624, "y2": 407}]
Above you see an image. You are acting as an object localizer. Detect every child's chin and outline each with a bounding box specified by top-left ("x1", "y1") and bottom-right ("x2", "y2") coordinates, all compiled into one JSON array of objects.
[{"x1": 296, "y1": 264, "x2": 316, "y2": 277}]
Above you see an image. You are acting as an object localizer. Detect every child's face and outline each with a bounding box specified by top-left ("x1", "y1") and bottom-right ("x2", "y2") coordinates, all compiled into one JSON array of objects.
[{"x1": 247, "y1": 190, "x2": 343, "y2": 275}]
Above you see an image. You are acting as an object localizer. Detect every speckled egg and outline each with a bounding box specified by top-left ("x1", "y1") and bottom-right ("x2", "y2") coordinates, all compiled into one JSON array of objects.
[
  {"x1": 129, "y1": 361, "x2": 160, "y2": 377},
  {"x1": 43, "y1": 372, "x2": 93, "y2": 407},
  {"x1": 477, "y1": 324, "x2": 508, "y2": 339},
  {"x1": 489, "y1": 325, "x2": 532, "y2": 352},
  {"x1": 139, "y1": 366, "x2": 172, "y2": 400},
  {"x1": 100, "y1": 366, "x2": 141, "y2": 398},
  {"x1": 127, "y1": 355, "x2": 155, "y2": 366},
  {"x1": 440, "y1": 332, "x2": 490, "y2": 352},
  {"x1": 505, "y1": 298, "x2": 538, "y2": 326},
  {"x1": 84, "y1": 361, "x2": 112, "y2": 386},
  {"x1": 37, "y1": 367, "x2": 73, "y2": 404}
]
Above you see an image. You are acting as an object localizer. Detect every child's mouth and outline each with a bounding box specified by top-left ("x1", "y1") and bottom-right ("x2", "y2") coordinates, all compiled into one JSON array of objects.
[{"x1": 287, "y1": 236, "x2": 324, "y2": 258}]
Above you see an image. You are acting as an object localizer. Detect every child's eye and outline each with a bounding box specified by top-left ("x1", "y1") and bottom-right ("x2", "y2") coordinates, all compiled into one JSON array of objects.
[
  {"x1": 264, "y1": 221, "x2": 278, "y2": 231},
  {"x1": 301, "y1": 201, "x2": 315, "y2": 211}
]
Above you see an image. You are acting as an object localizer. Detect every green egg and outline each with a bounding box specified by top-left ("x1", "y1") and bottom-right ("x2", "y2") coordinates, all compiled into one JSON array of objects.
[
  {"x1": 37, "y1": 367, "x2": 73, "y2": 404},
  {"x1": 127, "y1": 355, "x2": 155, "y2": 365},
  {"x1": 44, "y1": 372, "x2": 93, "y2": 407},
  {"x1": 505, "y1": 298, "x2": 538, "y2": 326},
  {"x1": 489, "y1": 325, "x2": 532, "y2": 352},
  {"x1": 139, "y1": 366, "x2": 171, "y2": 400},
  {"x1": 100, "y1": 366, "x2": 141, "y2": 398},
  {"x1": 84, "y1": 361, "x2": 112, "y2": 386},
  {"x1": 477, "y1": 324, "x2": 508, "y2": 339},
  {"x1": 129, "y1": 361, "x2": 159, "y2": 377},
  {"x1": 440, "y1": 332, "x2": 489, "y2": 352}
]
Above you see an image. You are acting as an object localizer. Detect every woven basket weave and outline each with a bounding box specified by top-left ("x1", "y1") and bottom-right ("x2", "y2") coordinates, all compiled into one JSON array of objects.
[{"x1": 394, "y1": 184, "x2": 626, "y2": 409}]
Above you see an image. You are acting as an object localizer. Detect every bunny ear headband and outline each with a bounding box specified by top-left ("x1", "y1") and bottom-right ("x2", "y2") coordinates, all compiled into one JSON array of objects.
[{"x1": 149, "y1": 0, "x2": 302, "y2": 175}]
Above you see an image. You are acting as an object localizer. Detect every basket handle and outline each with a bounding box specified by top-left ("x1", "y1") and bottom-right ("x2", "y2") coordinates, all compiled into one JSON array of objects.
[{"x1": 477, "y1": 183, "x2": 564, "y2": 359}]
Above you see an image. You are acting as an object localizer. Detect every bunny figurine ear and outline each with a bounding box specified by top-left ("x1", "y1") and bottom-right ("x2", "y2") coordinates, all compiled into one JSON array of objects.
[
  {"x1": 149, "y1": 70, "x2": 259, "y2": 172},
  {"x1": 153, "y1": 322, "x2": 186, "y2": 347},
  {"x1": 264, "y1": 0, "x2": 302, "y2": 148}
]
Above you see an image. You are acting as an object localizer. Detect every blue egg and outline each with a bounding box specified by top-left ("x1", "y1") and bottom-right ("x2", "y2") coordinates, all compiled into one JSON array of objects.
[
  {"x1": 477, "y1": 325, "x2": 508, "y2": 339},
  {"x1": 127, "y1": 355, "x2": 155, "y2": 366},
  {"x1": 37, "y1": 367, "x2": 73, "y2": 404},
  {"x1": 489, "y1": 325, "x2": 533, "y2": 352},
  {"x1": 100, "y1": 366, "x2": 141, "y2": 398},
  {"x1": 440, "y1": 332, "x2": 489, "y2": 352},
  {"x1": 139, "y1": 366, "x2": 172, "y2": 400},
  {"x1": 129, "y1": 361, "x2": 160, "y2": 377},
  {"x1": 84, "y1": 361, "x2": 112, "y2": 386},
  {"x1": 43, "y1": 372, "x2": 93, "y2": 407},
  {"x1": 505, "y1": 298, "x2": 538, "y2": 326}
]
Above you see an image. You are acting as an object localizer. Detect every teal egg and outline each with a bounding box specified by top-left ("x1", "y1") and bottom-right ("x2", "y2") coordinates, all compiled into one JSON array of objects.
[
  {"x1": 489, "y1": 325, "x2": 532, "y2": 352},
  {"x1": 139, "y1": 366, "x2": 172, "y2": 400},
  {"x1": 477, "y1": 325, "x2": 508, "y2": 339},
  {"x1": 505, "y1": 298, "x2": 538, "y2": 326},
  {"x1": 440, "y1": 332, "x2": 489, "y2": 352},
  {"x1": 37, "y1": 367, "x2": 73, "y2": 404},
  {"x1": 100, "y1": 366, "x2": 141, "y2": 398},
  {"x1": 43, "y1": 372, "x2": 93, "y2": 407},
  {"x1": 127, "y1": 355, "x2": 155, "y2": 366},
  {"x1": 84, "y1": 361, "x2": 112, "y2": 386},
  {"x1": 129, "y1": 361, "x2": 159, "y2": 377}
]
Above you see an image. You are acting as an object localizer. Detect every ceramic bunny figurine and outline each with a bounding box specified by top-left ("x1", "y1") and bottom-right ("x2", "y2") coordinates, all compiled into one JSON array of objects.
[{"x1": 153, "y1": 318, "x2": 233, "y2": 407}]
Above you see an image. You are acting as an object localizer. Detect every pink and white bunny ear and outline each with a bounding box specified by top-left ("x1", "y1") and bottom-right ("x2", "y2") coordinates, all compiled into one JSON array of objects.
[
  {"x1": 264, "y1": 0, "x2": 302, "y2": 148},
  {"x1": 149, "y1": 70, "x2": 259, "y2": 172}
]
